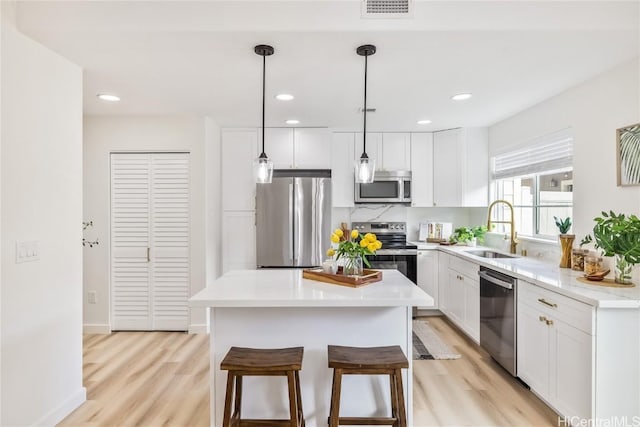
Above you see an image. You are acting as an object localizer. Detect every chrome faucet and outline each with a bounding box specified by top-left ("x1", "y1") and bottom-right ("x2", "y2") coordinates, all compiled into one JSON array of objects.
[{"x1": 487, "y1": 200, "x2": 519, "y2": 254}]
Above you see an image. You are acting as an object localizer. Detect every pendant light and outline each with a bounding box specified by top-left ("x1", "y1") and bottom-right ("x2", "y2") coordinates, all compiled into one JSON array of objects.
[
  {"x1": 355, "y1": 44, "x2": 377, "y2": 184},
  {"x1": 253, "y1": 44, "x2": 275, "y2": 184}
]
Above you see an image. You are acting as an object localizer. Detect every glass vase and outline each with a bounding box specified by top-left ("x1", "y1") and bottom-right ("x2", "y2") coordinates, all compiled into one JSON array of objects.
[
  {"x1": 614, "y1": 254, "x2": 633, "y2": 284},
  {"x1": 343, "y1": 255, "x2": 363, "y2": 276}
]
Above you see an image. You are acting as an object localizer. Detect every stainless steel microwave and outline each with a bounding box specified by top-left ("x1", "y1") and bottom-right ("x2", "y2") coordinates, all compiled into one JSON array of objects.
[{"x1": 354, "y1": 170, "x2": 411, "y2": 204}]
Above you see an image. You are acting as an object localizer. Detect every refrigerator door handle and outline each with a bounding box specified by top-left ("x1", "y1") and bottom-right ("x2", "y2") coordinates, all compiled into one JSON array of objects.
[{"x1": 289, "y1": 182, "x2": 294, "y2": 264}]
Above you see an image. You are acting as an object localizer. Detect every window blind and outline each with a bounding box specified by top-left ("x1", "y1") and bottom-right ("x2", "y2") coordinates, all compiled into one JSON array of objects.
[{"x1": 492, "y1": 128, "x2": 573, "y2": 179}]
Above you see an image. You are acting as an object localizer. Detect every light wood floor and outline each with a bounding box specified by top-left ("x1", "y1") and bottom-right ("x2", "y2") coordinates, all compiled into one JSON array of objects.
[{"x1": 59, "y1": 317, "x2": 558, "y2": 426}]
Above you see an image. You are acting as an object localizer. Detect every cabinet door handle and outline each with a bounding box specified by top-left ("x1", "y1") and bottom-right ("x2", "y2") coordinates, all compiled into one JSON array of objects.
[
  {"x1": 147, "y1": 247, "x2": 150, "y2": 262},
  {"x1": 538, "y1": 298, "x2": 557, "y2": 308},
  {"x1": 539, "y1": 315, "x2": 547, "y2": 322},
  {"x1": 545, "y1": 319, "x2": 554, "y2": 326}
]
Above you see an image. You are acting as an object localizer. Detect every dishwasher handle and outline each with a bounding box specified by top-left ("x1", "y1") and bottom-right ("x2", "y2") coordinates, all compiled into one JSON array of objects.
[{"x1": 478, "y1": 270, "x2": 514, "y2": 290}]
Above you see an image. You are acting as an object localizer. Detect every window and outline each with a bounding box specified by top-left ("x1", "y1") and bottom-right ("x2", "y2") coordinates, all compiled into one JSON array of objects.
[{"x1": 491, "y1": 129, "x2": 573, "y2": 240}]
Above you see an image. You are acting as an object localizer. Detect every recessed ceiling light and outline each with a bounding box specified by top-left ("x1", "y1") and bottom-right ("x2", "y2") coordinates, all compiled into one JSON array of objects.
[
  {"x1": 285, "y1": 119, "x2": 300, "y2": 125},
  {"x1": 275, "y1": 94, "x2": 294, "y2": 101},
  {"x1": 97, "y1": 93, "x2": 120, "y2": 102},
  {"x1": 451, "y1": 93, "x2": 472, "y2": 101},
  {"x1": 417, "y1": 119, "x2": 432, "y2": 125}
]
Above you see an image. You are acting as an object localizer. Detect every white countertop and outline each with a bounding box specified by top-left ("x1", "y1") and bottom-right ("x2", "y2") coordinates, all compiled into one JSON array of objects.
[
  {"x1": 189, "y1": 268, "x2": 433, "y2": 308},
  {"x1": 430, "y1": 244, "x2": 640, "y2": 308}
]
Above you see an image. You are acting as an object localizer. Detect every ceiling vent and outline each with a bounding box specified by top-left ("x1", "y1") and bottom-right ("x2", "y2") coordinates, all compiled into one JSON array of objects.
[{"x1": 362, "y1": 0, "x2": 413, "y2": 18}]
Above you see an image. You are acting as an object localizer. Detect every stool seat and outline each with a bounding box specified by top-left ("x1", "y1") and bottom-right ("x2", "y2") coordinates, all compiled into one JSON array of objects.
[
  {"x1": 327, "y1": 345, "x2": 409, "y2": 370},
  {"x1": 221, "y1": 346, "x2": 303, "y2": 371},
  {"x1": 220, "y1": 346, "x2": 305, "y2": 427},
  {"x1": 327, "y1": 345, "x2": 408, "y2": 427}
]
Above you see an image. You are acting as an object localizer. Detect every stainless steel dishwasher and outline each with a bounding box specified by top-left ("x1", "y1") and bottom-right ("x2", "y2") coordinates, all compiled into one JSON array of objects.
[{"x1": 478, "y1": 266, "x2": 517, "y2": 376}]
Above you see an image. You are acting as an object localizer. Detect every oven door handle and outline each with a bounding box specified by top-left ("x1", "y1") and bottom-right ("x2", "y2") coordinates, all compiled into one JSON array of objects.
[{"x1": 478, "y1": 270, "x2": 514, "y2": 290}]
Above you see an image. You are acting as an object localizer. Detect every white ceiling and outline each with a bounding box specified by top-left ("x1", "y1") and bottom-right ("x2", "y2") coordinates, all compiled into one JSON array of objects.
[{"x1": 15, "y1": 1, "x2": 640, "y2": 131}]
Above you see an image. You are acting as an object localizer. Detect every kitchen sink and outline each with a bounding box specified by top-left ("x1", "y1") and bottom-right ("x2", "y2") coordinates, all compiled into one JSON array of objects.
[{"x1": 466, "y1": 250, "x2": 516, "y2": 259}]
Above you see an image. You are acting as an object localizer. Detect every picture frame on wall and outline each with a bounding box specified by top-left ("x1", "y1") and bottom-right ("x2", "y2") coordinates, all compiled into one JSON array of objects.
[{"x1": 616, "y1": 122, "x2": 640, "y2": 187}]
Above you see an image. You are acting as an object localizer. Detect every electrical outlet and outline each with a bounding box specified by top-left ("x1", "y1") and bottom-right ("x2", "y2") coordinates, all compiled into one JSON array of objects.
[{"x1": 88, "y1": 291, "x2": 97, "y2": 304}]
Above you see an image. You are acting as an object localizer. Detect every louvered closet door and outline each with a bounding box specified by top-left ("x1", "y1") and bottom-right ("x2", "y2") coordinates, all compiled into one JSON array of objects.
[
  {"x1": 111, "y1": 153, "x2": 190, "y2": 331},
  {"x1": 150, "y1": 154, "x2": 190, "y2": 330}
]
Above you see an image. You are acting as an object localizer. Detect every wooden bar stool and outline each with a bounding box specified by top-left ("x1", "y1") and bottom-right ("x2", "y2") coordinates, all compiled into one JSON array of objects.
[
  {"x1": 220, "y1": 346, "x2": 305, "y2": 427},
  {"x1": 327, "y1": 345, "x2": 409, "y2": 427}
]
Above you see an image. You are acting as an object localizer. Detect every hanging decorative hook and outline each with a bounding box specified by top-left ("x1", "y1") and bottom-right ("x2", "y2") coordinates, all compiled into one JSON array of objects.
[
  {"x1": 82, "y1": 238, "x2": 99, "y2": 248},
  {"x1": 82, "y1": 220, "x2": 99, "y2": 248}
]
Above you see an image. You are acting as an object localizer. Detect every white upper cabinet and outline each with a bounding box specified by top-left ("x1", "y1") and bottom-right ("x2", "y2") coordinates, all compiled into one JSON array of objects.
[
  {"x1": 331, "y1": 133, "x2": 355, "y2": 207},
  {"x1": 433, "y1": 127, "x2": 488, "y2": 207},
  {"x1": 354, "y1": 132, "x2": 382, "y2": 168},
  {"x1": 381, "y1": 133, "x2": 411, "y2": 170},
  {"x1": 294, "y1": 128, "x2": 331, "y2": 169},
  {"x1": 261, "y1": 128, "x2": 331, "y2": 169},
  {"x1": 222, "y1": 129, "x2": 259, "y2": 211},
  {"x1": 354, "y1": 132, "x2": 410, "y2": 171},
  {"x1": 263, "y1": 128, "x2": 294, "y2": 169},
  {"x1": 410, "y1": 133, "x2": 434, "y2": 207}
]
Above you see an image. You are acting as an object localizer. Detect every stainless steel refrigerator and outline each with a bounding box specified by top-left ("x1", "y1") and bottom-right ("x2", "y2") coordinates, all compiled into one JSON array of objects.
[{"x1": 256, "y1": 170, "x2": 331, "y2": 268}]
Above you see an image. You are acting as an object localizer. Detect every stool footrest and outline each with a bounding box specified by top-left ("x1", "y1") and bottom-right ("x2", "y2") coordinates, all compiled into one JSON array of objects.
[
  {"x1": 338, "y1": 417, "x2": 397, "y2": 425},
  {"x1": 239, "y1": 419, "x2": 299, "y2": 426}
]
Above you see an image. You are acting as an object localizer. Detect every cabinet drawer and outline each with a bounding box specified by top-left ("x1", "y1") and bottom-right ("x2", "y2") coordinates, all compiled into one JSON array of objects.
[
  {"x1": 449, "y1": 255, "x2": 479, "y2": 280},
  {"x1": 519, "y1": 281, "x2": 594, "y2": 334}
]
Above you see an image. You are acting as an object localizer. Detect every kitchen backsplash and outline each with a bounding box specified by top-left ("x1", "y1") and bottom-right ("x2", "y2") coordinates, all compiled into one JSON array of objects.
[
  {"x1": 332, "y1": 205, "x2": 572, "y2": 265},
  {"x1": 331, "y1": 206, "x2": 486, "y2": 240}
]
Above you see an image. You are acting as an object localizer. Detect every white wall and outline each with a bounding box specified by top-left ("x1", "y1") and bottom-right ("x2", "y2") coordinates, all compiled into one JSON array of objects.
[
  {"x1": 489, "y1": 58, "x2": 640, "y2": 269},
  {"x1": 83, "y1": 116, "x2": 212, "y2": 333},
  {"x1": 205, "y1": 117, "x2": 222, "y2": 286},
  {"x1": 1, "y1": 12, "x2": 85, "y2": 426}
]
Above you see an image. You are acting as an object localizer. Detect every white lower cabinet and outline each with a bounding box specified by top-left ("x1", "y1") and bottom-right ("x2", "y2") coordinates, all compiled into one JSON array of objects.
[
  {"x1": 417, "y1": 250, "x2": 438, "y2": 308},
  {"x1": 553, "y1": 319, "x2": 593, "y2": 419},
  {"x1": 463, "y1": 276, "x2": 480, "y2": 341},
  {"x1": 437, "y1": 252, "x2": 451, "y2": 315},
  {"x1": 441, "y1": 254, "x2": 480, "y2": 343},
  {"x1": 518, "y1": 301, "x2": 552, "y2": 399},
  {"x1": 517, "y1": 280, "x2": 593, "y2": 421},
  {"x1": 447, "y1": 270, "x2": 465, "y2": 326}
]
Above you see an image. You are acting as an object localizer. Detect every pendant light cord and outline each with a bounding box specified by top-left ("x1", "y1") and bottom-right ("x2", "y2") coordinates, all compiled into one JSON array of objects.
[
  {"x1": 261, "y1": 53, "x2": 266, "y2": 157},
  {"x1": 363, "y1": 53, "x2": 368, "y2": 156}
]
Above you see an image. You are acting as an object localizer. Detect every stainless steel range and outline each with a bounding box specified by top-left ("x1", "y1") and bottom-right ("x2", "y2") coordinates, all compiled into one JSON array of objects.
[{"x1": 351, "y1": 222, "x2": 417, "y2": 284}]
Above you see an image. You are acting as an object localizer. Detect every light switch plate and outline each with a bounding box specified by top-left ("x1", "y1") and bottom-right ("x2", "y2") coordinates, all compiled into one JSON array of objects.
[{"x1": 16, "y1": 241, "x2": 40, "y2": 263}]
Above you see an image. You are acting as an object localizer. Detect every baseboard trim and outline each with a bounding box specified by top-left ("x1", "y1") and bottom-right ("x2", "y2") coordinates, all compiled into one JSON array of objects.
[
  {"x1": 415, "y1": 309, "x2": 442, "y2": 317},
  {"x1": 83, "y1": 324, "x2": 111, "y2": 334},
  {"x1": 188, "y1": 323, "x2": 208, "y2": 334},
  {"x1": 32, "y1": 387, "x2": 86, "y2": 426}
]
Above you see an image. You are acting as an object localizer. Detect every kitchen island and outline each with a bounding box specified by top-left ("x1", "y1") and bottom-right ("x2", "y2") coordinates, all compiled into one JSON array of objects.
[{"x1": 189, "y1": 269, "x2": 432, "y2": 427}]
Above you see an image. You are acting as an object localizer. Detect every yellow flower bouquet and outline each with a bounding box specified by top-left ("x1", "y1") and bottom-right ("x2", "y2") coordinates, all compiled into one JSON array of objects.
[{"x1": 327, "y1": 228, "x2": 382, "y2": 275}]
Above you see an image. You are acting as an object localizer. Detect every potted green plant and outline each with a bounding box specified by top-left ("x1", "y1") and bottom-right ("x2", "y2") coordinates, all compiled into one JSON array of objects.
[
  {"x1": 450, "y1": 225, "x2": 487, "y2": 247},
  {"x1": 584, "y1": 211, "x2": 640, "y2": 284},
  {"x1": 554, "y1": 216, "x2": 574, "y2": 268}
]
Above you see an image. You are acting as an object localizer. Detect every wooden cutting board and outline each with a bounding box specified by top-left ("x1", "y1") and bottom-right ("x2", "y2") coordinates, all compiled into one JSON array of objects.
[{"x1": 302, "y1": 267, "x2": 382, "y2": 288}]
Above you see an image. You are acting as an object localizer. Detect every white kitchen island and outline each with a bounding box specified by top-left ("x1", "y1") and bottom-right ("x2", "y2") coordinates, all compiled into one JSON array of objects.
[{"x1": 189, "y1": 269, "x2": 432, "y2": 427}]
